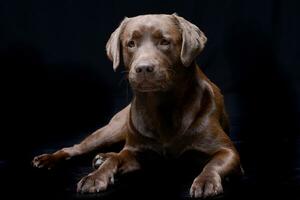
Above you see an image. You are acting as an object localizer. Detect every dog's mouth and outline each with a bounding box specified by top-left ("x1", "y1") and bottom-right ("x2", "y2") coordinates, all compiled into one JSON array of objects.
[
  {"x1": 129, "y1": 79, "x2": 167, "y2": 92},
  {"x1": 128, "y1": 71, "x2": 172, "y2": 92},
  {"x1": 136, "y1": 87, "x2": 161, "y2": 92},
  {"x1": 133, "y1": 83, "x2": 162, "y2": 92}
]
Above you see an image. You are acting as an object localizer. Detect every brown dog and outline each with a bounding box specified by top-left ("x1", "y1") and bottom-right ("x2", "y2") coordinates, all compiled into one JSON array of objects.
[{"x1": 32, "y1": 14, "x2": 242, "y2": 198}]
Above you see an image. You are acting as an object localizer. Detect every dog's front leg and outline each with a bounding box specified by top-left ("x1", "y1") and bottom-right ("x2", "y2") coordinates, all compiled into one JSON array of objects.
[
  {"x1": 32, "y1": 105, "x2": 130, "y2": 169},
  {"x1": 77, "y1": 148, "x2": 140, "y2": 193},
  {"x1": 190, "y1": 146, "x2": 240, "y2": 198}
]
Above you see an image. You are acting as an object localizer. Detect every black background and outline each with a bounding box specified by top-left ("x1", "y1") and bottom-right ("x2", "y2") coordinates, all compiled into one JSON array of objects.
[{"x1": 1, "y1": 0, "x2": 300, "y2": 199}]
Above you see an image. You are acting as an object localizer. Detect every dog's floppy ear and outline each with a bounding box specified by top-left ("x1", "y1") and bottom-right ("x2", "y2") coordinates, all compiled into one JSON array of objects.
[
  {"x1": 106, "y1": 17, "x2": 129, "y2": 71},
  {"x1": 172, "y1": 14, "x2": 207, "y2": 67}
]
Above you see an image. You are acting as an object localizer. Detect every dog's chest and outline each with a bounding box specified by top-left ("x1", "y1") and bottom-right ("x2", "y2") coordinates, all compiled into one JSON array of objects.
[
  {"x1": 160, "y1": 141, "x2": 184, "y2": 158},
  {"x1": 133, "y1": 115, "x2": 179, "y2": 145},
  {"x1": 131, "y1": 100, "x2": 197, "y2": 157},
  {"x1": 134, "y1": 108, "x2": 182, "y2": 140},
  {"x1": 136, "y1": 125, "x2": 188, "y2": 158}
]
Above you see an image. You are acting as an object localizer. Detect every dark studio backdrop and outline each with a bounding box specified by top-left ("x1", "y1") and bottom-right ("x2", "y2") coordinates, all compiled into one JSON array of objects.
[{"x1": 1, "y1": 0, "x2": 300, "y2": 199}]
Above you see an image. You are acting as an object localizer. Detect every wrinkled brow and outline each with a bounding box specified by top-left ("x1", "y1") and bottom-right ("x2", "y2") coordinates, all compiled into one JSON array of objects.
[
  {"x1": 152, "y1": 30, "x2": 163, "y2": 39},
  {"x1": 131, "y1": 30, "x2": 142, "y2": 39}
]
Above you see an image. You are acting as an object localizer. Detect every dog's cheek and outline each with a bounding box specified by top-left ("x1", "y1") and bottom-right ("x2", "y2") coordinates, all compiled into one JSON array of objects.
[
  {"x1": 122, "y1": 48, "x2": 134, "y2": 69},
  {"x1": 163, "y1": 45, "x2": 181, "y2": 67},
  {"x1": 171, "y1": 45, "x2": 182, "y2": 65}
]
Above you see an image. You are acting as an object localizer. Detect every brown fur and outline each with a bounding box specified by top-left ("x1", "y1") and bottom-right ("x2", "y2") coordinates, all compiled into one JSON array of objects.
[{"x1": 32, "y1": 14, "x2": 241, "y2": 198}]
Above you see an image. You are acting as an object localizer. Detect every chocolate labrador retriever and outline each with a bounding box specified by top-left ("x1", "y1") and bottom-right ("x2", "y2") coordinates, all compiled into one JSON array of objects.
[{"x1": 32, "y1": 14, "x2": 242, "y2": 198}]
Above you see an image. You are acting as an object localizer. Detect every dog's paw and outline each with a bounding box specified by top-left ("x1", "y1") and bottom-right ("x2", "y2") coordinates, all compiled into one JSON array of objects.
[
  {"x1": 92, "y1": 153, "x2": 108, "y2": 169},
  {"x1": 77, "y1": 172, "x2": 113, "y2": 193},
  {"x1": 32, "y1": 154, "x2": 56, "y2": 169},
  {"x1": 190, "y1": 171, "x2": 223, "y2": 199}
]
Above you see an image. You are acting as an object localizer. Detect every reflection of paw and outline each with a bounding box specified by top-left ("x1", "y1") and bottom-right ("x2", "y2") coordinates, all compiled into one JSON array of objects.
[
  {"x1": 32, "y1": 154, "x2": 56, "y2": 169},
  {"x1": 190, "y1": 172, "x2": 223, "y2": 198},
  {"x1": 77, "y1": 172, "x2": 113, "y2": 193}
]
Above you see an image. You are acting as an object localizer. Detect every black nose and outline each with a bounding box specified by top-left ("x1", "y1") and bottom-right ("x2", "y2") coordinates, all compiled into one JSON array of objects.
[{"x1": 135, "y1": 65, "x2": 154, "y2": 73}]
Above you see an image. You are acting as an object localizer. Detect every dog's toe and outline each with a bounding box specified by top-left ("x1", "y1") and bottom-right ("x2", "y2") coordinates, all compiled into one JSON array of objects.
[
  {"x1": 77, "y1": 173, "x2": 109, "y2": 193},
  {"x1": 32, "y1": 154, "x2": 54, "y2": 169},
  {"x1": 92, "y1": 153, "x2": 111, "y2": 169},
  {"x1": 190, "y1": 172, "x2": 223, "y2": 198}
]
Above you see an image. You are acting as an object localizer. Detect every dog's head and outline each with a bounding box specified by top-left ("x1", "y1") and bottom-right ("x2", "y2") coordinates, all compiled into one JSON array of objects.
[{"x1": 106, "y1": 14, "x2": 207, "y2": 92}]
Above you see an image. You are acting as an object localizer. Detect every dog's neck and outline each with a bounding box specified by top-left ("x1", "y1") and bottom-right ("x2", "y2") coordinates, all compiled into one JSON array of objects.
[{"x1": 131, "y1": 64, "x2": 206, "y2": 140}]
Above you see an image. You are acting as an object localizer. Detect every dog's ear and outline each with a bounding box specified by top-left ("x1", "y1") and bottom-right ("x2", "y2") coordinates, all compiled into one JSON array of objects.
[
  {"x1": 172, "y1": 14, "x2": 207, "y2": 67},
  {"x1": 106, "y1": 17, "x2": 129, "y2": 71}
]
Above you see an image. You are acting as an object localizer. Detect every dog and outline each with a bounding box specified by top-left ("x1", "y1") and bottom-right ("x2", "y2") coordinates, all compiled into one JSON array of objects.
[{"x1": 32, "y1": 13, "x2": 242, "y2": 198}]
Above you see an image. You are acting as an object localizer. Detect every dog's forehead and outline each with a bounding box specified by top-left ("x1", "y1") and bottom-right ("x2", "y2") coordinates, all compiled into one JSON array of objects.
[{"x1": 124, "y1": 14, "x2": 180, "y2": 37}]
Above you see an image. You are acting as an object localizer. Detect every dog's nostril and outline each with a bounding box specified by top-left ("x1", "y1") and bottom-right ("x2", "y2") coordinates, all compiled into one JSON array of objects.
[
  {"x1": 135, "y1": 65, "x2": 154, "y2": 73},
  {"x1": 146, "y1": 66, "x2": 154, "y2": 73},
  {"x1": 135, "y1": 67, "x2": 143, "y2": 73}
]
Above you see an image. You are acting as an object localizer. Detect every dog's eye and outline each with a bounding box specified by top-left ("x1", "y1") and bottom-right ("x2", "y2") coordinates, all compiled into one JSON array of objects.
[
  {"x1": 127, "y1": 40, "x2": 136, "y2": 48},
  {"x1": 160, "y1": 39, "x2": 170, "y2": 46}
]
